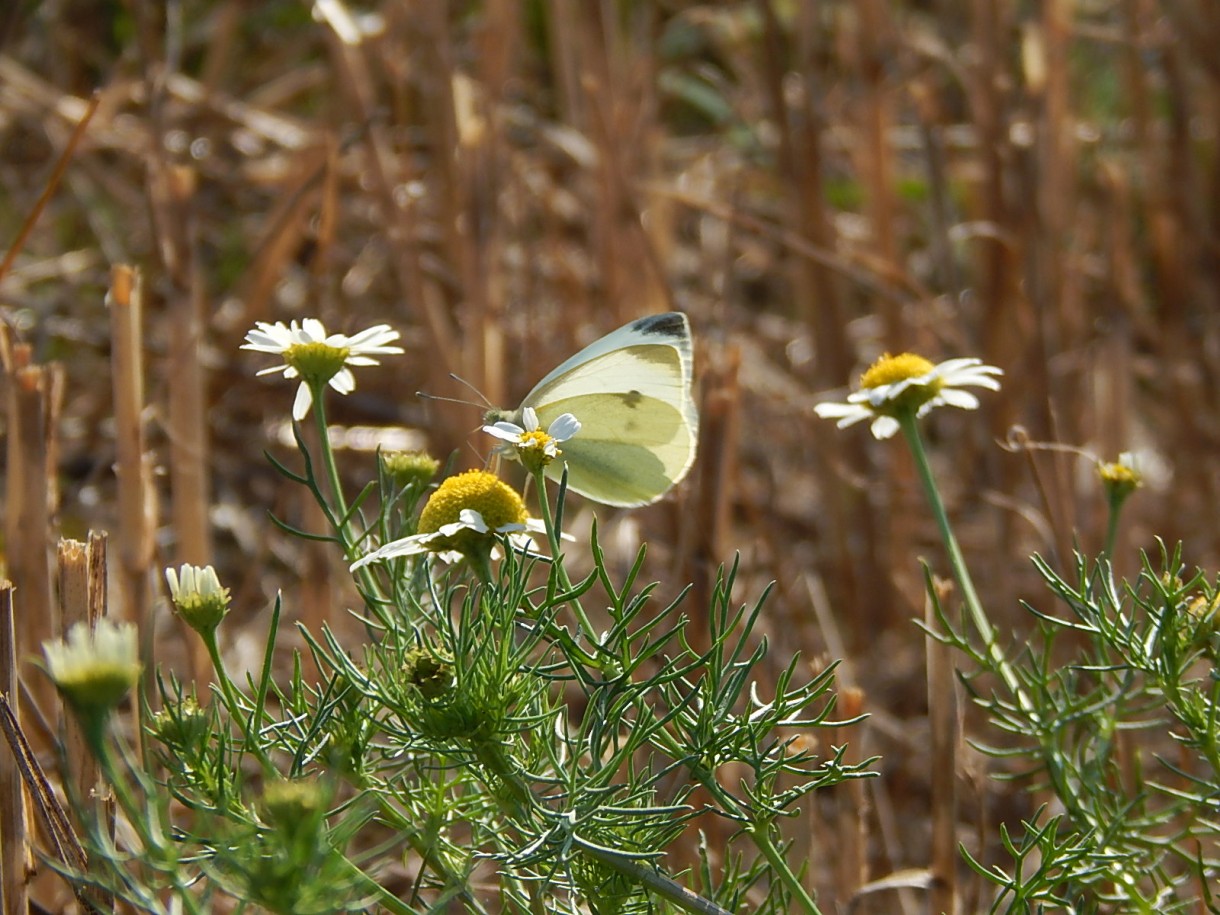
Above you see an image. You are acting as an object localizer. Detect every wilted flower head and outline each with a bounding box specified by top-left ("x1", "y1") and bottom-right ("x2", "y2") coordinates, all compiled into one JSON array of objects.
[
  {"x1": 483, "y1": 407, "x2": 581, "y2": 474},
  {"x1": 381, "y1": 450, "x2": 441, "y2": 491},
  {"x1": 165, "y1": 564, "x2": 231, "y2": 634},
  {"x1": 402, "y1": 648, "x2": 453, "y2": 700},
  {"x1": 351, "y1": 470, "x2": 542, "y2": 568},
  {"x1": 242, "y1": 319, "x2": 403, "y2": 421},
  {"x1": 814, "y1": 353, "x2": 1003, "y2": 439},
  {"x1": 1098, "y1": 452, "x2": 1142, "y2": 508},
  {"x1": 43, "y1": 619, "x2": 141, "y2": 716}
]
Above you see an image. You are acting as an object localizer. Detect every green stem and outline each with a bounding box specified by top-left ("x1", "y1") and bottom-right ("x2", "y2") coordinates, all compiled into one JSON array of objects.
[
  {"x1": 899, "y1": 413, "x2": 1030, "y2": 708},
  {"x1": 746, "y1": 823, "x2": 822, "y2": 915},
  {"x1": 1101, "y1": 495, "x2": 1123, "y2": 563},
  {"x1": 530, "y1": 468, "x2": 599, "y2": 646},
  {"x1": 581, "y1": 844, "x2": 736, "y2": 915},
  {"x1": 475, "y1": 740, "x2": 729, "y2": 915},
  {"x1": 336, "y1": 853, "x2": 416, "y2": 915},
  {"x1": 310, "y1": 380, "x2": 350, "y2": 532},
  {"x1": 200, "y1": 628, "x2": 275, "y2": 774},
  {"x1": 306, "y1": 380, "x2": 386, "y2": 605},
  {"x1": 90, "y1": 722, "x2": 206, "y2": 915}
]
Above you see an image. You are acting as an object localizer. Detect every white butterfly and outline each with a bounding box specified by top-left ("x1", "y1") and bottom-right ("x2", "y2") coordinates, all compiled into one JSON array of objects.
[{"x1": 485, "y1": 312, "x2": 699, "y2": 507}]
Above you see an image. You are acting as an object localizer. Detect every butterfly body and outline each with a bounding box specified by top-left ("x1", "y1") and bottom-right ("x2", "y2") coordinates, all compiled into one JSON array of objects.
[{"x1": 486, "y1": 312, "x2": 699, "y2": 507}]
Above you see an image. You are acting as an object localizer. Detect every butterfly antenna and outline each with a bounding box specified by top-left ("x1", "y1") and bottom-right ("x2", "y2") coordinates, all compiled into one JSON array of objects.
[
  {"x1": 417, "y1": 373, "x2": 495, "y2": 409},
  {"x1": 416, "y1": 390, "x2": 483, "y2": 408}
]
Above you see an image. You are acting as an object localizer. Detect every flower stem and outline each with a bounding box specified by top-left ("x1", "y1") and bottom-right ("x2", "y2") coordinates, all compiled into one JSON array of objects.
[
  {"x1": 530, "y1": 469, "x2": 601, "y2": 649},
  {"x1": 1102, "y1": 495, "x2": 1123, "y2": 563},
  {"x1": 746, "y1": 823, "x2": 822, "y2": 915},
  {"x1": 89, "y1": 722, "x2": 207, "y2": 915},
  {"x1": 306, "y1": 380, "x2": 385, "y2": 603},
  {"x1": 200, "y1": 627, "x2": 275, "y2": 774},
  {"x1": 899, "y1": 413, "x2": 1028, "y2": 705}
]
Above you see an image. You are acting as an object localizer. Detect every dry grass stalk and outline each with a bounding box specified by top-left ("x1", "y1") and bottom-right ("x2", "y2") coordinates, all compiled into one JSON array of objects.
[
  {"x1": 1, "y1": 334, "x2": 62, "y2": 731},
  {"x1": 148, "y1": 160, "x2": 213, "y2": 683},
  {"x1": 55, "y1": 535, "x2": 111, "y2": 824},
  {"x1": 926, "y1": 577, "x2": 958, "y2": 915},
  {"x1": 835, "y1": 686, "x2": 869, "y2": 902},
  {"x1": 0, "y1": 692, "x2": 90, "y2": 913},
  {"x1": 54, "y1": 535, "x2": 115, "y2": 914},
  {"x1": 682, "y1": 341, "x2": 740, "y2": 649},
  {"x1": 314, "y1": 0, "x2": 461, "y2": 428},
  {"x1": 0, "y1": 581, "x2": 30, "y2": 915},
  {"x1": 55, "y1": 540, "x2": 94, "y2": 812},
  {"x1": 106, "y1": 267, "x2": 157, "y2": 691},
  {"x1": 0, "y1": 92, "x2": 98, "y2": 287}
]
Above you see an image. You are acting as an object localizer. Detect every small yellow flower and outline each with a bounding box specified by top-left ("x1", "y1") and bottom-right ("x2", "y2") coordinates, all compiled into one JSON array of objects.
[
  {"x1": 261, "y1": 779, "x2": 327, "y2": 831},
  {"x1": 43, "y1": 619, "x2": 141, "y2": 715},
  {"x1": 165, "y1": 564, "x2": 231, "y2": 634},
  {"x1": 1098, "y1": 452, "x2": 1142, "y2": 506},
  {"x1": 483, "y1": 407, "x2": 581, "y2": 475},
  {"x1": 381, "y1": 450, "x2": 441, "y2": 490},
  {"x1": 351, "y1": 470, "x2": 542, "y2": 567},
  {"x1": 815, "y1": 353, "x2": 1003, "y2": 439}
]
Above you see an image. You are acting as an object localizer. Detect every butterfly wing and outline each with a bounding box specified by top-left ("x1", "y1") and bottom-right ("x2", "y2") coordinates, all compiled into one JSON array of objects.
[{"x1": 519, "y1": 313, "x2": 698, "y2": 507}]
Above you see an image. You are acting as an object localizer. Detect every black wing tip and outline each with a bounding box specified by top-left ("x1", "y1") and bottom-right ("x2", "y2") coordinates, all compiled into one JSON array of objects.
[{"x1": 631, "y1": 312, "x2": 689, "y2": 339}]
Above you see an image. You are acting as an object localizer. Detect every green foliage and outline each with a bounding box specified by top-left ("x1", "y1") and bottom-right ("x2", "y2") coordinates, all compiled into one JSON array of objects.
[
  {"x1": 53, "y1": 355, "x2": 871, "y2": 914},
  {"x1": 927, "y1": 545, "x2": 1220, "y2": 912}
]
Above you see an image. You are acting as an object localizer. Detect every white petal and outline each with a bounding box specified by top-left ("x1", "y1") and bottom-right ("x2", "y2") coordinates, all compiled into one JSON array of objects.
[
  {"x1": 815, "y1": 402, "x2": 872, "y2": 428},
  {"x1": 936, "y1": 388, "x2": 981, "y2": 410},
  {"x1": 242, "y1": 322, "x2": 295, "y2": 351},
  {"x1": 350, "y1": 534, "x2": 432, "y2": 569},
  {"x1": 949, "y1": 370, "x2": 1002, "y2": 390},
  {"x1": 870, "y1": 416, "x2": 901, "y2": 439},
  {"x1": 933, "y1": 357, "x2": 984, "y2": 376},
  {"x1": 328, "y1": 367, "x2": 356, "y2": 395},
  {"x1": 483, "y1": 421, "x2": 525, "y2": 442},
  {"x1": 347, "y1": 324, "x2": 403, "y2": 353},
  {"x1": 547, "y1": 413, "x2": 581, "y2": 441},
  {"x1": 493, "y1": 521, "x2": 529, "y2": 534},
  {"x1": 456, "y1": 509, "x2": 490, "y2": 533},
  {"x1": 520, "y1": 407, "x2": 540, "y2": 432},
  {"x1": 300, "y1": 318, "x2": 327, "y2": 341},
  {"x1": 292, "y1": 383, "x2": 313, "y2": 421}
]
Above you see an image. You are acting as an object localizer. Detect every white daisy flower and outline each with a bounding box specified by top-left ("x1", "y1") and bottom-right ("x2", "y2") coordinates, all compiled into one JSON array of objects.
[
  {"x1": 482, "y1": 407, "x2": 580, "y2": 473},
  {"x1": 165, "y1": 564, "x2": 231, "y2": 634},
  {"x1": 242, "y1": 319, "x2": 403, "y2": 421},
  {"x1": 814, "y1": 353, "x2": 1002, "y2": 440},
  {"x1": 43, "y1": 619, "x2": 141, "y2": 714},
  {"x1": 350, "y1": 470, "x2": 546, "y2": 568}
]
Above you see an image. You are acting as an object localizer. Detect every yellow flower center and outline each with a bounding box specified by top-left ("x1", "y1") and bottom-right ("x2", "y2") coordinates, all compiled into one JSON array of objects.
[
  {"x1": 284, "y1": 341, "x2": 351, "y2": 384},
  {"x1": 859, "y1": 353, "x2": 937, "y2": 389},
  {"x1": 50, "y1": 657, "x2": 142, "y2": 714},
  {"x1": 1098, "y1": 461, "x2": 1141, "y2": 492},
  {"x1": 417, "y1": 470, "x2": 527, "y2": 555},
  {"x1": 517, "y1": 428, "x2": 560, "y2": 472},
  {"x1": 857, "y1": 353, "x2": 942, "y2": 417}
]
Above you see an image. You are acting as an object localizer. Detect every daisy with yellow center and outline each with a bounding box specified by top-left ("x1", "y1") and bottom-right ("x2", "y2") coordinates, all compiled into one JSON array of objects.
[
  {"x1": 242, "y1": 318, "x2": 403, "y2": 421},
  {"x1": 351, "y1": 470, "x2": 546, "y2": 569},
  {"x1": 482, "y1": 407, "x2": 581, "y2": 475},
  {"x1": 814, "y1": 353, "x2": 1003, "y2": 439},
  {"x1": 43, "y1": 619, "x2": 142, "y2": 716}
]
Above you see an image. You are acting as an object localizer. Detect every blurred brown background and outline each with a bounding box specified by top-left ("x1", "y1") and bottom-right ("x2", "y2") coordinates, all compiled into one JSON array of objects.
[{"x1": 2, "y1": 0, "x2": 1218, "y2": 909}]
